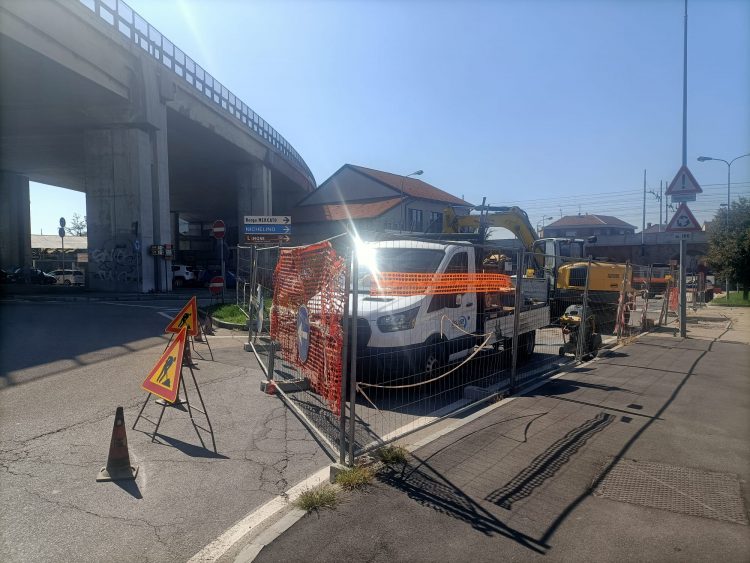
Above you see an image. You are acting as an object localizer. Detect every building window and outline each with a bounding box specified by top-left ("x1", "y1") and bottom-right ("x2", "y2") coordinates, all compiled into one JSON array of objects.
[{"x1": 408, "y1": 208, "x2": 423, "y2": 232}]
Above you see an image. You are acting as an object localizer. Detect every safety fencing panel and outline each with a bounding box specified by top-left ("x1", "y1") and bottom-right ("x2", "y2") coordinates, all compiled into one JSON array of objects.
[
  {"x1": 266, "y1": 241, "x2": 347, "y2": 456},
  {"x1": 245, "y1": 245, "x2": 281, "y2": 362},
  {"x1": 514, "y1": 252, "x2": 586, "y2": 389},
  {"x1": 345, "y1": 238, "x2": 519, "y2": 456}
]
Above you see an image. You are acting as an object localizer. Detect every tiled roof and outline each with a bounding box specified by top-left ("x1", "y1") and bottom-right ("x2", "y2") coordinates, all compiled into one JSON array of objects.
[
  {"x1": 293, "y1": 198, "x2": 402, "y2": 223},
  {"x1": 642, "y1": 224, "x2": 667, "y2": 234},
  {"x1": 545, "y1": 214, "x2": 636, "y2": 229},
  {"x1": 349, "y1": 165, "x2": 470, "y2": 206}
]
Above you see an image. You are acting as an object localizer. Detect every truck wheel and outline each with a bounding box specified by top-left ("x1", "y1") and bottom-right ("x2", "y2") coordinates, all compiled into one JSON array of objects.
[
  {"x1": 422, "y1": 342, "x2": 447, "y2": 381},
  {"x1": 521, "y1": 331, "x2": 536, "y2": 357}
]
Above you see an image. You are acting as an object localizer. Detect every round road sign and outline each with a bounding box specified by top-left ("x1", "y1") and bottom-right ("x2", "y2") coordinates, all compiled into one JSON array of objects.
[
  {"x1": 59, "y1": 217, "x2": 66, "y2": 228},
  {"x1": 58, "y1": 227, "x2": 66, "y2": 238},
  {"x1": 209, "y1": 276, "x2": 224, "y2": 296},
  {"x1": 212, "y1": 220, "x2": 226, "y2": 239},
  {"x1": 297, "y1": 306, "x2": 310, "y2": 364}
]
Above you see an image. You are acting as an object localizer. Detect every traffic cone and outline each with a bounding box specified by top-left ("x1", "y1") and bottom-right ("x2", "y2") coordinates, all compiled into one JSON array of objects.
[
  {"x1": 183, "y1": 338, "x2": 196, "y2": 367},
  {"x1": 96, "y1": 407, "x2": 138, "y2": 482}
]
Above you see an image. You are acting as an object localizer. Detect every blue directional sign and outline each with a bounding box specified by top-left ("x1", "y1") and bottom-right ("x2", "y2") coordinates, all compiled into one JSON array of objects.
[{"x1": 244, "y1": 224, "x2": 292, "y2": 234}]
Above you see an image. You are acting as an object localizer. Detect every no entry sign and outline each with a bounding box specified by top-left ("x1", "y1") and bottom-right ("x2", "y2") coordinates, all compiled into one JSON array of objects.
[
  {"x1": 209, "y1": 276, "x2": 224, "y2": 296},
  {"x1": 212, "y1": 220, "x2": 226, "y2": 239}
]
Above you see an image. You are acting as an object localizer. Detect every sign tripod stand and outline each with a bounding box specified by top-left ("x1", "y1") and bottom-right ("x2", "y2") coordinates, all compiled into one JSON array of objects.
[{"x1": 133, "y1": 327, "x2": 217, "y2": 453}]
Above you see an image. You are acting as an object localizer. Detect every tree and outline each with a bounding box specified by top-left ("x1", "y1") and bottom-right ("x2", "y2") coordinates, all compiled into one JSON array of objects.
[
  {"x1": 706, "y1": 197, "x2": 750, "y2": 300},
  {"x1": 65, "y1": 213, "x2": 87, "y2": 236}
]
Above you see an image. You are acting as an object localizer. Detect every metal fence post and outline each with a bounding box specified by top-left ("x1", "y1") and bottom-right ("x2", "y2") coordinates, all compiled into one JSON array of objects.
[
  {"x1": 347, "y1": 246, "x2": 359, "y2": 465},
  {"x1": 576, "y1": 257, "x2": 592, "y2": 362},
  {"x1": 510, "y1": 250, "x2": 524, "y2": 392},
  {"x1": 248, "y1": 246, "x2": 259, "y2": 346},
  {"x1": 339, "y1": 248, "x2": 352, "y2": 466}
]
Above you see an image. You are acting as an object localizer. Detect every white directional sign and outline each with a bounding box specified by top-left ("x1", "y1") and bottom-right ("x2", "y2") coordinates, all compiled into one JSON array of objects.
[
  {"x1": 666, "y1": 165, "x2": 702, "y2": 202},
  {"x1": 666, "y1": 202, "x2": 701, "y2": 233},
  {"x1": 244, "y1": 215, "x2": 291, "y2": 225}
]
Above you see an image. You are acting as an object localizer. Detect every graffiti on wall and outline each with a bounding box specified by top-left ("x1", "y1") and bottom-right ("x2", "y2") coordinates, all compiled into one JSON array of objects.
[{"x1": 90, "y1": 237, "x2": 138, "y2": 283}]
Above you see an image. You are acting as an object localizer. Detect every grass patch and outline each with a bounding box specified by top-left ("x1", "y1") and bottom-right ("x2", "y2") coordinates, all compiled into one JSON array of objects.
[
  {"x1": 294, "y1": 485, "x2": 338, "y2": 512},
  {"x1": 204, "y1": 303, "x2": 248, "y2": 324},
  {"x1": 711, "y1": 291, "x2": 750, "y2": 307},
  {"x1": 335, "y1": 465, "x2": 374, "y2": 491},
  {"x1": 376, "y1": 445, "x2": 408, "y2": 466}
]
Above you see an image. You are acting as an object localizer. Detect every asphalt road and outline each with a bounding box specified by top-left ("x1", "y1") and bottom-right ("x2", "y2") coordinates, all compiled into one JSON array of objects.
[{"x1": 0, "y1": 298, "x2": 330, "y2": 562}]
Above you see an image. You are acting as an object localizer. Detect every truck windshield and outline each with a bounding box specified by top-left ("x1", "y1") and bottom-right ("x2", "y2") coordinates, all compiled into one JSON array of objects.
[{"x1": 357, "y1": 248, "x2": 445, "y2": 292}]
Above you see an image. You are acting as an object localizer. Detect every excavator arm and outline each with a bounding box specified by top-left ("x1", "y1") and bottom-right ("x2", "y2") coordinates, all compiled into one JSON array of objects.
[{"x1": 443, "y1": 205, "x2": 545, "y2": 268}]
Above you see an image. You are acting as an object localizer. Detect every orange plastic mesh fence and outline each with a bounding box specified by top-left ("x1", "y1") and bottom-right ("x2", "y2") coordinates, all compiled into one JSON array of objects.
[
  {"x1": 369, "y1": 272, "x2": 513, "y2": 296},
  {"x1": 270, "y1": 241, "x2": 346, "y2": 416}
]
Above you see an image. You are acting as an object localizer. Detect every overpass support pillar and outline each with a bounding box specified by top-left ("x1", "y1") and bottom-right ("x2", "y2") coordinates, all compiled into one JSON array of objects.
[
  {"x1": 0, "y1": 172, "x2": 32, "y2": 269},
  {"x1": 85, "y1": 126, "x2": 170, "y2": 292},
  {"x1": 237, "y1": 163, "x2": 272, "y2": 239}
]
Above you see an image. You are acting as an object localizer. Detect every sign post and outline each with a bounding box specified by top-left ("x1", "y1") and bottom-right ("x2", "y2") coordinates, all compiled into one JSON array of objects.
[
  {"x1": 59, "y1": 217, "x2": 66, "y2": 275},
  {"x1": 212, "y1": 220, "x2": 226, "y2": 299},
  {"x1": 666, "y1": 201, "x2": 701, "y2": 338}
]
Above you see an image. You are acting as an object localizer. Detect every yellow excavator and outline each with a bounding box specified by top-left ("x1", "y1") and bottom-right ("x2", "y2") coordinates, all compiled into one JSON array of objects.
[{"x1": 443, "y1": 205, "x2": 630, "y2": 329}]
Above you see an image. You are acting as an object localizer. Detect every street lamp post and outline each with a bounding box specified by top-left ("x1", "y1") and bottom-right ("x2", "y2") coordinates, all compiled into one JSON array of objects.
[
  {"x1": 400, "y1": 170, "x2": 423, "y2": 231},
  {"x1": 697, "y1": 152, "x2": 750, "y2": 295},
  {"x1": 536, "y1": 216, "x2": 553, "y2": 236}
]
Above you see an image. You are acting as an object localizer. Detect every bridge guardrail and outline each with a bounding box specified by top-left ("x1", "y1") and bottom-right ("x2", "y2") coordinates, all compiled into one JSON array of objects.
[{"x1": 78, "y1": 0, "x2": 315, "y2": 188}]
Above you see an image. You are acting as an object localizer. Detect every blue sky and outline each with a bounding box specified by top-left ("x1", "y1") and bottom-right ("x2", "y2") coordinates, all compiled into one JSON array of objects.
[{"x1": 31, "y1": 0, "x2": 750, "y2": 234}]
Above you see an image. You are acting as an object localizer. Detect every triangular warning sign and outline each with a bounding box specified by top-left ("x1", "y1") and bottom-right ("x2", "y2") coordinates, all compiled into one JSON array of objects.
[
  {"x1": 142, "y1": 327, "x2": 187, "y2": 403},
  {"x1": 665, "y1": 165, "x2": 702, "y2": 197},
  {"x1": 166, "y1": 296, "x2": 199, "y2": 337},
  {"x1": 666, "y1": 202, "x2": 701, "y2": 232}
]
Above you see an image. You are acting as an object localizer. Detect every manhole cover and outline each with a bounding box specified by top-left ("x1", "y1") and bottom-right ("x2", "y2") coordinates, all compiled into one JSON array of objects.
[{"x1": 594, "y1": 458, "x2": 748, "y2": 525}]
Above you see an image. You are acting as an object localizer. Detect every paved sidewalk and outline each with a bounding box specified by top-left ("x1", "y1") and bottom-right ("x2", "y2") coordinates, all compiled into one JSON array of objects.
[{"x1": 254, "y1": 308, "x2": 750, "y2": 563}]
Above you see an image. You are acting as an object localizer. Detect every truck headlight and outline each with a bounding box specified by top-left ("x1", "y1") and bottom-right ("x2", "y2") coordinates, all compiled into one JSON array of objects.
[{"x1": 377, "y1": 307, "x2": 420, "y2": 332}]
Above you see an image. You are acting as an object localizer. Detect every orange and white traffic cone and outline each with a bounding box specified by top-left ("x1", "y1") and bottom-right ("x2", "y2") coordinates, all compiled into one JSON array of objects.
[{"x1": 96, "y1": 407, "x2": 138, "y2": 482}]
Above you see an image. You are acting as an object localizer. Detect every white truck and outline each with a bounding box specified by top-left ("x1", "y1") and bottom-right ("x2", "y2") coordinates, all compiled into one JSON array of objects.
[{"x1": 351, "y1": 240, "x2": 550, "y2": 381}]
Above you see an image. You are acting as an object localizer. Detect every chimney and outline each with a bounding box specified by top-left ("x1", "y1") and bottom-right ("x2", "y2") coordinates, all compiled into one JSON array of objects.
[{"x1": 647, "y1": 222, "x2": 652, "y2": 229}]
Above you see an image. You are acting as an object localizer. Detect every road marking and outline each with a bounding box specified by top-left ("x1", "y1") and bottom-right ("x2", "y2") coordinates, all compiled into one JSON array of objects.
[
  {"x1": 102, "y1": 301, "x2": 174, "y2": 310},
  {"x1": 187, "y1": 466, "x2": 330, "y2": 562}
]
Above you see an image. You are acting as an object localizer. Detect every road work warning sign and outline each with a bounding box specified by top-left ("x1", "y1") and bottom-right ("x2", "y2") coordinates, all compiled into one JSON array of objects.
[
  {"x1": 142, "y1": 327, "x2": 187, "y2": 403},
  {"x1": 166, "y1": 296, "x2": 199, "y2": 336}
]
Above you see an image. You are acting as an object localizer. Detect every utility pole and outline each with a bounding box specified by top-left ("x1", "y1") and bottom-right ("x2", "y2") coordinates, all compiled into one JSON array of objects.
[
  {"x1": 659, "y1": 181, "x2": 663, "y2": 232},
  {"x1": 642, "y1": 169, "x2": 646, "y2": 245},
  {"x1": 679, "y1": 0, "x2": 688, "y2": 338}
]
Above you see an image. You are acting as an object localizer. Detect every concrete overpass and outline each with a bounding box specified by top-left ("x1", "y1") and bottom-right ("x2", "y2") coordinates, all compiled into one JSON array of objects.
[{"x1": 0, "y1": 0, "x2": 315, "y2": 291}]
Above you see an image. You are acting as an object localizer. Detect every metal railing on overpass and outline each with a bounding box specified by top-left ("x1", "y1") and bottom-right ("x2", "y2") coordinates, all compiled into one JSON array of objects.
[{"x1": 78, "y1": 0, "x2": 315, "y2": 187}]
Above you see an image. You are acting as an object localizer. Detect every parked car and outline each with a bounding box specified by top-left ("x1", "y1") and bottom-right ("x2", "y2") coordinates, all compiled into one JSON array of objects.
[
  {"x1": 0, "y1": 269, "x2": 8, "y2": 284},
  {"x1": 171, "y1": 264, "x2": 198, "y2": 288},
  {"x1": 48, "y1": 269, "x2": 85, "y2": 286},
  {"x1": 11, "y1": 268, "x2": 57, "y2": 284}
]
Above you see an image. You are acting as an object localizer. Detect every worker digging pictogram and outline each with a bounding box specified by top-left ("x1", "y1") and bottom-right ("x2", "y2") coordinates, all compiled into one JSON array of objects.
[
  {"x1": 133, "y1": 326, "x2": 217, "y2": 453},
  {"x1": 164, "y1": 296, "x2": 214, "y2": 362}
]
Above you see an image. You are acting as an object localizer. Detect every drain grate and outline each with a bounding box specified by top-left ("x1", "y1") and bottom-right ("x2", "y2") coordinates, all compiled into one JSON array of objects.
[{"x1": 594, "y1": 458, "x2": 748, "y2": 525}]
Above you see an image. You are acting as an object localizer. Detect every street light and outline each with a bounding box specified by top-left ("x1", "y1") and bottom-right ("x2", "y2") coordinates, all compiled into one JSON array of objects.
[
  {"x1": 536, "y1": 216, "x2": 553, "y2": 236},
  {"x1": 697, "y1": 152, "x2": 750, "y2": 295},
  {"x1": 400, "y1": 169, "x2": 423, "y2": 231}
]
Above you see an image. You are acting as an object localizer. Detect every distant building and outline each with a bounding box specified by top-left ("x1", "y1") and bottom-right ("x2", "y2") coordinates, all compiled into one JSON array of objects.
[
  {"x1": 543, "y1": 214, "x2": 637, "y2": 238},
  {"x1": 291, "y1": 164, "x2": 472, "y2": 242},
  {"x1": 30, "y1": 234, "x2": 88, "y2": 273},
  {"x1": 642, "y1": 223, "x2": 667, "y2": 234}
]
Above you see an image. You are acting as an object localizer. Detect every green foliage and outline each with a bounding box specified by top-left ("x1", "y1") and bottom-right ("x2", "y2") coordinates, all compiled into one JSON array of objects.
[
  {"x1": 65, "y1": 212, "x2": 87, "y2": 236},
  {"x1": 206, "y1": 304, "x2": 247, "y2": 325},
  {"x1": 706, "y1": 198, "x2": 750, "y2": 297},
  {"x1": 711, "y1": 291, "x2": 750, "y2": 306},
  {"x1": 376, "y1": 445, "x2": 408, "y2": 465},
  {"x1": 334, "y1": 465, "x2": 374, "y2": 491},
  {"x1": 294, "y1": 485, "x2": 338, "y2": 512}
]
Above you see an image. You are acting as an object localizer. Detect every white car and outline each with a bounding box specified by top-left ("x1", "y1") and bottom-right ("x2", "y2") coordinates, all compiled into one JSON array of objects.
[
  {"x1": 171, "y1": 264, "x2": 196, "y2": 288},
  {"x1": 48, "y1": 269, "x2": 85, "y2": 286}
]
